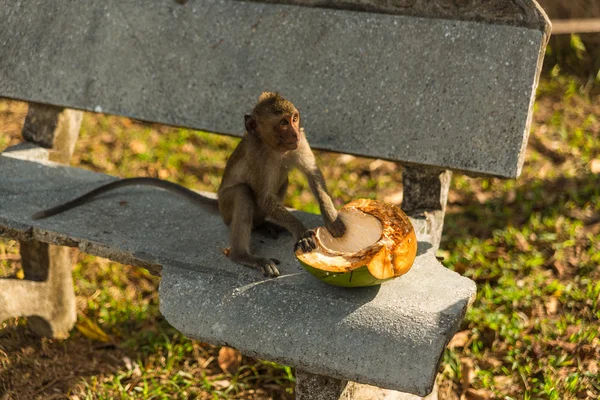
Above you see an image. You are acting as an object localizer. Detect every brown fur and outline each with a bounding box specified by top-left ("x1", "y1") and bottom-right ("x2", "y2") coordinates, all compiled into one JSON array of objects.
[{"x1": 219, "y1": 92, "x2": 345, "y2": 276}]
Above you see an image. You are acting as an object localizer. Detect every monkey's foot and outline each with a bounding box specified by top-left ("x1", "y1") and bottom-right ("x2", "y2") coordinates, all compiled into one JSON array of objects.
[
  {"x1": 229, "y1": 252, "x2": 280, "y2": 277},
  {"x1": 256, "y1": 257, "x2": 280, "y2": 277},
  {"x1": 294, "y1": 231, "x2": 317, "y2": 253}
]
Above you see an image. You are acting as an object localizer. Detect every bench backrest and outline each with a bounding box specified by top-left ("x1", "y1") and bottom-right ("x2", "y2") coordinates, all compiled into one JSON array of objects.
[{"x1": 0, "y1": 0, "x2": 549, "y2": 178}]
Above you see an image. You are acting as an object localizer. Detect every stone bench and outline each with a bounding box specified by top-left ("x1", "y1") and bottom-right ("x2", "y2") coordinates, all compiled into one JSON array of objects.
[{"x1": 0, "y1": 0, "x2": 550, "y2": 398}]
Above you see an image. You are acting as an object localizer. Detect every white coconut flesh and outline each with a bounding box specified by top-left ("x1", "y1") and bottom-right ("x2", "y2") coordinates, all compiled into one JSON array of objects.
[{"x1": 316, "y1": 208, "x2": 382, "y2": 254}]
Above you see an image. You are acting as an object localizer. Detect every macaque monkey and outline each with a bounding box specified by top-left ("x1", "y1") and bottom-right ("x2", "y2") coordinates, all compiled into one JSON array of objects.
[{"x1": 34, "y1": 92, "x2": 346, "y2": 277}]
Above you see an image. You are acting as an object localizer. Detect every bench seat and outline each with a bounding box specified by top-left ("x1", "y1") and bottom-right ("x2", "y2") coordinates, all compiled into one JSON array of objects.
[{"x1": 0, "y1": 152, "x2": 475, "y2": 395}]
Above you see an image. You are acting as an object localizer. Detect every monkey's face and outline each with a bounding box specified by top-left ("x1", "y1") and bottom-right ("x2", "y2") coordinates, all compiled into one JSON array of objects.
[
  {"x1": 245, "y1": 97, "x2": 302, "y2": 152},
  {"x1": 273, "y1": 111, "x2": 301, "y2": 151}
]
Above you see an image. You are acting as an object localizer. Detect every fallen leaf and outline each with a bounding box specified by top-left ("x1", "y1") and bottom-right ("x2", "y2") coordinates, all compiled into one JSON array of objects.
[
  {"x1": 211, "y1": 379, "x2": 231, "y2": 390},
  {"x1": 130, "y1": 139, "x2": 147, "y2": 155},
  {"x1": 505, "y1": 189, "x2": 517, "y2": 204},
  {"x1": 158, "y1": 169, "x2": 170, "y2": 179},
  {"x1": 337, "y1": 154, "x2": 355, "y2": 164},
  {"x1": 448, "y1": 330, "x2": 470, "y2": 349},
  {"x1": 218, "y1": 346, "x2": 242, "y2": 375},
  {"x1": 583, "y1": 359, "x2": 598, "y2": 375},
  {"x1": 493, "y1": 375, "x2": 513, "y2": 391},
  {"x1": 590, "y1": 158, "x2": 600, "y2": 174},
  {"x1": 76, "y1": 318, "x2": 111, "y2": 342},
  {"x1": 515, "y1": 232, "x2": 531, "y2": 252},
  {"x1": 546, "y1": 339, "x2": 577, "y2": 352},
  {"x1": 123, "y1": 356, "x2": 142, "y2": 377},
  {"x1": 465, "y1": 388, "x2": 494, "y2": 400},
  {"x1": 552, "y1": 258, "x2": 566, "y2": 277},
  {"x1": 383, "y1": 191, "x2": 403, "y2": 205},
  {"x1": 369, "y1": 159, "x2": 396, "y2": 172},
  {"x1": 460, "y1": 357, "x2": 475, "y2": 399},
  {"x1": 545, "y1": 296, "x2": 559, "y2": 315},
  {"x1": 479, "y1": 357, "x2": 502, "y2": 369}
]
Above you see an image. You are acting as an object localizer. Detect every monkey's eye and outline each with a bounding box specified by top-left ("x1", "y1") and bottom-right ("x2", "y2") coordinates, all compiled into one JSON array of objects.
[{"x1": 280, "y1": 119, "x2": 289, "y2": 127}]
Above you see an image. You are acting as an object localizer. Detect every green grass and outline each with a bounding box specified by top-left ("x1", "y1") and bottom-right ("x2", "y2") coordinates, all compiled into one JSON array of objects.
[{"x1": 1, "y1": 71, "x2": 599, "y2": 399}]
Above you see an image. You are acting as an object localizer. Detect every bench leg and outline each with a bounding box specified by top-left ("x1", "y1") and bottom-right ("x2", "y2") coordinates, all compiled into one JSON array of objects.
[
  {"x1": 0, "y1": 243, "x2": 77, "y2": 338},
  {"x1": 0, "y1": 103, "x2": 82, "y2": 338},
  {"x1": 295, "y1": 371, "x2": 438, "y2": 400},
  {"x1": 295, "y1": 370, "x2": 348, "y2": 400},
  {"x1": 401, "y1": 166, "x2": 452, "y2": 251}
]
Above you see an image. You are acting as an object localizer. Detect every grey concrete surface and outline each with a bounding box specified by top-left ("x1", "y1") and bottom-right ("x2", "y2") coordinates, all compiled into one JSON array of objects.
[
  {"x1": 401, "y1": 167, "x2": 452, "y2": 250},
  {"x1": 0, "y1": 155, "x2": 476, "y2": 395},
  {"x1": 1, "y1": 142, "x2": 78, "y2": 338},
  {"x1": 0, "y1": 0, "x2": 546, "y2": 177}
]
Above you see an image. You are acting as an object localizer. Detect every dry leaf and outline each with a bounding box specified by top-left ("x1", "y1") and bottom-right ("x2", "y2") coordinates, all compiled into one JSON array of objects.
[
  {"x1": 460, "y1": 357, "x2": 475, "y2": 399},
  {"x1": 448, "y1": 330, "x2": 470, "y2": 349},
  {"x1": 130, "y1": 139, "x2": 147, "y2": 155},
  {"x1": 465, "y1": 388, "x2": 494, "y2": 400},
  {"x1": 515, "y1": 232, "x2": 531, "y2": 252},
  {"x1": 75, "y1": 318, "x2": 111, "y2": 342},
  {"x1": 479, "y1": 357, "x2": 502, "y2": 370},
  {"x1": 218, "y1": 347, "x2": 242, "y2": 375},
  {"x1": 493, "y1": 375, "x2": 513, "y2": 391},
  {"x1": 547, "y1": 339, "x2": 577, "y2": 352},
  {"x1": 583, "y1": 359, "x2": 599, "y2": 375},
  {"x1": 552, "y1": 258, "x2": 566, "y2": 277},
  {"x1": 123, "y1": 356, "x2": 142, "y2": 377},
  {"x1": 337, "y1": 154, "x2": 356, "y2": 164},
  {"x1": 211, "y1": 379, "x2": 231, "y2": 389},
  {"x1": 383, "y1": 191, "x2": 403, "y2": 205},
  {"x1": 158, "y1": 169, "x2": 170, "y2": 179},
  {"x1": 545, "y1": 297, "x2": 559, "y2": 315},
  {"x1": 505, "y1": 189, "x2": 517, "y2": 204},
  {"x1": 590, "y1": 158, "x2": 600, "y2": 174},
  {"x1": 369, "y1": 159, "x2": 396, "y2": 172}
]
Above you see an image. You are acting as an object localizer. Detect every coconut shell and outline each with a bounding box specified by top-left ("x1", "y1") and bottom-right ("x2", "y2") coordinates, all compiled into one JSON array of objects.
[{"x1": 296, "y1": 199, "x2": 417, "y2": 287}]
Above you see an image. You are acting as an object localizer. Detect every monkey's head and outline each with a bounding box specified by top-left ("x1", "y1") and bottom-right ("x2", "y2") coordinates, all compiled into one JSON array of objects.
[{"x1": 245, "y1": 92, "x2": 301, "y2": 152}]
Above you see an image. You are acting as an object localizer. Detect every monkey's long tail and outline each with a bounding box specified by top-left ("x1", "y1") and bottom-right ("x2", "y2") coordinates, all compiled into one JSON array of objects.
[{"x1": 32, "y1": 177, "x2": 219, "y2": 220}]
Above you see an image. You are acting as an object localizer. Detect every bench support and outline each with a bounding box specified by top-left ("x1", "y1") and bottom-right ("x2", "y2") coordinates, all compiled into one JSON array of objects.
[
  {"x1": 401, "y1": 167, "x2": 452, "y2": 250},
  {"x1": 295, "y1": 370, "x2": 348, "y2": 400},
  {"x1": 295, "y1": 371, "x2": 439, "y2": 399},
  {"x1": 0, "y1": 103, "x2": 82, "y2": 338}
]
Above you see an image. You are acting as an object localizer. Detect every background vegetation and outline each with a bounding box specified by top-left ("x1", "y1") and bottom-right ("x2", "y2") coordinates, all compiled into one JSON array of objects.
[{"x1": 1, "y1": 21, "x2": 599, "y2": 400}]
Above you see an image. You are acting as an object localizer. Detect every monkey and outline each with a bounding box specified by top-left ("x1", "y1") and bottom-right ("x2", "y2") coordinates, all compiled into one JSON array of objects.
[{"x1": 33, "y1": 92, "x2": 346, "y2": 277}]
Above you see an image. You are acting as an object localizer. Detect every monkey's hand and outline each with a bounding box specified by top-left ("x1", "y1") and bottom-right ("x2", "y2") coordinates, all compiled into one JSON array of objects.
[
  {"x1": 325, "y1": 216, "x2": 346, "y2": 238},
  {"x1": 294, "y1": 230, "x2": 317, "y2": 253}
]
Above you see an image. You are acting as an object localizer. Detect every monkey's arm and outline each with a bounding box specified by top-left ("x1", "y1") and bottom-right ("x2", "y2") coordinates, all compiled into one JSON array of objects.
[
  {"x1": 294, "y1": 144, "x2": 346, "y2": 238},
  {"x1": 32, "y1": 177, "x2": 218, "y2": 220},
  {"x1": 259, "y1": 193, "x2": 316, "y2": 252}
]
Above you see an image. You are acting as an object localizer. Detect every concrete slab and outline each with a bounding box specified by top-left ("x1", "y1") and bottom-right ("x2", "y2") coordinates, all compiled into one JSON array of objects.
[
  {"x1": 0, "y1": 155, "x2": 476, "y2": 395},
  {"x1": 0, "y1": 0, "x2": 547, "y2": 177}
]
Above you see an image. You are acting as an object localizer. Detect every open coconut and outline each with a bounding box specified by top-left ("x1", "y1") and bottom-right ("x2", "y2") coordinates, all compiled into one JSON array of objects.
[{"x1": 296, "y1": 199, "x2": 417, "y2": 287}]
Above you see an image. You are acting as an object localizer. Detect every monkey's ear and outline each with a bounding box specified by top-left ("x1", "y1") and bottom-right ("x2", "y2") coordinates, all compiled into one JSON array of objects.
[{"x1": 245, "y1": 115, "x2": 258, "y2": 136}]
